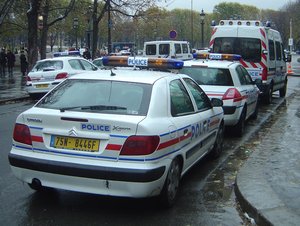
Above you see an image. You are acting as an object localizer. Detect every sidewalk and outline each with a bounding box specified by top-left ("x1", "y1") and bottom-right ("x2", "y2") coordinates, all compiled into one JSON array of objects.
[
  {"x1": 0, "y1": 68, "x2": 29, "y2": 104},
  {"x1": 235, "y1": 84, "x2": 300, "y2": 226}
]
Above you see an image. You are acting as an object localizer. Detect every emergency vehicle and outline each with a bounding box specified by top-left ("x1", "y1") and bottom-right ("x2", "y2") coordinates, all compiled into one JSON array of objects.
[
  {"x1": 143, "y1": 40, "x2": 193, "y2": 60},
  {"x1": 9, "y1": 56, "x2": 224, "y2": 207},
  {"x1": 209, "y1": 20, "x2": 288, "y2": 104}
]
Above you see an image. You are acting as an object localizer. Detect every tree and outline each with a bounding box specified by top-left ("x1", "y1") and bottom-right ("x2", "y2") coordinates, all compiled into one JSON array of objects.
[{"x1": 0, "y1": 0, "x2": 15, "y2": 28}]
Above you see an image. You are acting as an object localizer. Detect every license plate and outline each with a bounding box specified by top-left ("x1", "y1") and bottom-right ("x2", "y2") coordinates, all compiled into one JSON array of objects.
[
  {"x1": 36, "y1": 84, "x2": 49, "y2": 88},
  {"x1": 51, "y1": 136, "x2": 100, "y2": 152}
]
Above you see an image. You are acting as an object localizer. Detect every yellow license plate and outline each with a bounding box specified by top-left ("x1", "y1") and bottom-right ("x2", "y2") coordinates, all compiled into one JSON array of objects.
[
  {"x1": 51, "y1": 136, "x2": 100, "y2": 152},
  {"x1": 36, "y1": 84, "x2": 49, "y2": 88}
]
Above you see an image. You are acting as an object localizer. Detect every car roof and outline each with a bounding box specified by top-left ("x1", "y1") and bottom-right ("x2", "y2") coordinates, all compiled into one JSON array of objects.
[
  {"x1": 183, "y1": 59, "x2": 238, "y2": 68},
  {"x1": 69, "y1": 68, "x2": 187, "y2": 85},
  {"x1": 36, "y1": 56, "x2": 84, "y2": 62}
]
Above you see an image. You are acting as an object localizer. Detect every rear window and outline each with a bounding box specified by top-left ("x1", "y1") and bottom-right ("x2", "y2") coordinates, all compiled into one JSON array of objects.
[
  {"x1": 180, "y1": 67, "x2": 234, "y2": 86},
  {"x1": 37, "y1": 79, "x2": 152, "y2": 116},
  {"x1": 213, "y1": 37, "x2": 261, "y2": 62},
  {"x1": 32, "y1": 60, "x2": 63, "y2": 72}
]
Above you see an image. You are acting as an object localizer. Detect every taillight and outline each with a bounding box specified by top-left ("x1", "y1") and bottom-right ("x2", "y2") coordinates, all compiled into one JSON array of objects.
[
  {"x1": 261, "y1": 67, "x2": 268, "y2": 81},
  {"x1": 26, "y1": 76, "x2": 31, "y2": 81},
  {"x1": 13, "y1": 123, "x2": 32, "y2": 145},
  {"x1": 120, "y1": 136, "x2": 160, "y2": 155},
  {"x1": 222, "y1": 88, "x2": 243, "y2": 102},
  {"x1": 55, "y1": 72, "x2": 68, "y2": 80}
]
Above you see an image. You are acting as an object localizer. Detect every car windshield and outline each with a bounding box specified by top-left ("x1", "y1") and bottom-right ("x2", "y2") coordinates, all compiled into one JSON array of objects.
[
  {"x1": 180, "y1": 67, "x2": 234, "y2": 86},
  {"x1": 36, "y1": 79, "x2": 152, "y2": 116},
  {"x1": 31, "y1": 60, "x2": 63, "y2": 72}
]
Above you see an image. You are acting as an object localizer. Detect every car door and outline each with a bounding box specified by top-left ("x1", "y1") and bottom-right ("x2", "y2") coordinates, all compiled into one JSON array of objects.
[{"x1": 236, "y1": 65, "x2": 258, "y2": 118}]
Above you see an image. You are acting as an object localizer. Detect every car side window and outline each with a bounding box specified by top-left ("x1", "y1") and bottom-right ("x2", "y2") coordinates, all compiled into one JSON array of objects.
[
  {"x1": 183, "y1": 78, "x2": 212, "y2": 111},
  {"x1": 236, "y1": 65, "x2": 253, "y2": 85},
  {"x1": 170, "y1": 79, "x2": 194, "y2": 117},
  {"x1": 80, "y1": 59, "x2": 97, "y2": 71},
  {"x1": 69, "y1": 59, "x2": 83, "y2": 70}
]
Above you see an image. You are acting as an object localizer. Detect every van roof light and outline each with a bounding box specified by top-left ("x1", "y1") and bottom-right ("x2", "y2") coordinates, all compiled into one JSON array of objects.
[
  {"x1": 193, "y1": 53, "x2": 241, "y2": 61},
  {"x1": 53, "y1": 50, "x2": 80, "y2": 57},
  {"x1": 102, "y1": 56, "x2": 184, "y2": 69}
]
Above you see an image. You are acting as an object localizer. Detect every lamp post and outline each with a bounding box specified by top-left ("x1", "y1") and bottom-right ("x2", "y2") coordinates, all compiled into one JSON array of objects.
[
  {"x1": 73, "y1": 17, "x2": 79, "y2": 49},
  {"x1": 200, "y1": 9, "x2": 205, "y2": 48},
  {"x1": 191, "y1": 0, "x2": 193, "y2": 47}
]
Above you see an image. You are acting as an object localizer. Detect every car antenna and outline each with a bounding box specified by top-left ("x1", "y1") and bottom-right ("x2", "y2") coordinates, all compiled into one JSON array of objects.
[{"x1": 110, "y1": 69, "x2": 116, "y2": 76}]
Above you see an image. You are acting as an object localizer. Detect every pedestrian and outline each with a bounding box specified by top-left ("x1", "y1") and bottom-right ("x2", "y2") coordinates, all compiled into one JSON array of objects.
[
  {"x1": 6, "y1": 49, "x2": 16, "y2": 76},
  {"x1": 20, "y1": 51, "x2": 28, "y2": 77},
  {"x1": 83, "y1": 47, "x2": 91, "y2": 60},
  {"x1": 0, "y1": 48, "x2": 7, "y2": 76}
]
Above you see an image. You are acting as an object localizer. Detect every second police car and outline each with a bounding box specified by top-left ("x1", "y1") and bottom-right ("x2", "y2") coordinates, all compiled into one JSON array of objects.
[
  {"x1": 25, "y1": 50, "x2": 98, "y2": 98},
  {"x1": 180, "y1": 53, "x2": 261, "y2": 137},
  {"x1": 9, "y1": 56, "x2": 224, "y2": 207}
]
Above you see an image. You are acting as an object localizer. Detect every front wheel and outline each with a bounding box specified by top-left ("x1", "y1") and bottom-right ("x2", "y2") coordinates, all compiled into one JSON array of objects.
[
  {"x1": 279, "y1": 81, "x2": 287, "y2": 97},
  {"x1": 160, "y1": 158, "x2": 181, "y2": 208},
  {"x1": 210, "y1": 123, "x2": 224, "y2": 158},
  {"x1": 263, "y1": 86, "x2": 273, "y2": 104}
]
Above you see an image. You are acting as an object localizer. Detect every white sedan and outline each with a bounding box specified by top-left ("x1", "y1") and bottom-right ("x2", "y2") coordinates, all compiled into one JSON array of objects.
[
  {"x1": 9, "y1": 56, "x2": 224, "y2": 207},
  {"x1": 25, "y1": 51, "x2": 98, "y2": 98},
  {"x1": 180, "y1": 53, "x2": 260, "y2": 136}
]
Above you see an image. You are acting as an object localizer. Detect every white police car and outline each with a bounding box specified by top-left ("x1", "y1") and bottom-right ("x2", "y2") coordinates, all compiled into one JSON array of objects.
[
  {"x1": 9, "y1": 56, "x2": 224, "y2": 207},
  {"x1": 180, "y1": 53, "x2": 260, "y2": 136},
  {"x1": 25, "y1": 50, "x2": 98, "y2": 98}
]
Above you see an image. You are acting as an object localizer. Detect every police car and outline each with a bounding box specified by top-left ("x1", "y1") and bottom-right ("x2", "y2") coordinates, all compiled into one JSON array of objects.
[
  {"x1": 25, "y1": 50, "x2": 98, "y2": 98},
  {"x1": 180, "y1": 53, "x2": 260, "y2": 136},
  {"x1": 9, "y1": 56, "x2": 224, "y2": 207}
]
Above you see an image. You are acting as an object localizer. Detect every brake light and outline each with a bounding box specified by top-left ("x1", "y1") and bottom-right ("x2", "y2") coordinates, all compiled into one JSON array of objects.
[
  {"x1": 55, "y1": 72, "x2": 68, "y2": 80},
  {"x1": 120, "y1": 136, "x2": 160, "y2": 155},
  {"x1": 222, "y1": 88, "x2": 243, "y2": 102},
  {"x1": 13, "y1": 123, "x2": 32, "y2": 145},
  {"x1": 261, "y1": 67, "x2": 268, "y2": 81}
]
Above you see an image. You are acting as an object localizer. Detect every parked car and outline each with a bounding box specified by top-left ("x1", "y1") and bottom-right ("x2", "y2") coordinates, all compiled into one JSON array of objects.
[
  {"x1": 9, "y1": 56, "x2": 224, "y2": 207},
  {"x1": 25, "y1": 51, "x2": 98, "y2": 98},
  {"x1": 180, "y1": 53, "x2": 260, "y2": 136}
]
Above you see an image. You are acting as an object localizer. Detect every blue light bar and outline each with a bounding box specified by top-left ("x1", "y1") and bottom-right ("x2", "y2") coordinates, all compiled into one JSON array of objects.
[
  {"x1": 102, "y1": 56, "x2": 183, "y2": 69},
  {"x1": 53, "y1": 50, "x2": 80, "y2": 57}
]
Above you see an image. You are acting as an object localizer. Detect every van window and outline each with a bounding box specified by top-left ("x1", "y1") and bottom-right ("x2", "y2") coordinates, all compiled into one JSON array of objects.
[
  {"x1": 175, "y1": 44, "x2": 181, "y2": 54},
  {"x1": 275, "y1": 41, "x2": 282, "y2": 60},
  {"x1": 268, "y1": 40, "x2": 275, "y2": 60},
  {"x1": 213, "y1": 37, "x2": 261, "y2": 62},
  {"x1": 146, "y1": 44, "x2": 156, "y2": 55},
  {"x1": 182, "y1": 44, "x2": 189, "y2": 53},
  {"x1": 159, "y1": 44, "x2": 170, "y2": 55}
]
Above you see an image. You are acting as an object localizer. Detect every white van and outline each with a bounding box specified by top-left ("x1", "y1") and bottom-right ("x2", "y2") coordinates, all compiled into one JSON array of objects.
[
  {"x1": 143, "y1": 40, "x2": 193, "y2": 60},
  {"x1": 209, "y1": 20, "x2": 288, "y2": 104}
]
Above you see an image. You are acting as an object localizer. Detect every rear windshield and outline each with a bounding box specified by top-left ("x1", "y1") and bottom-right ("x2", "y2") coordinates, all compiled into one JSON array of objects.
[
  {"x1": 31, "y1": 60, "x2": 63, "y2": 72},
  {"x1": 36, "y1": 79, "x2": 152, "y2": 116},
  {"x1": 213, "y1": 37, "x2": 261, "y2": 62},
  {"x1": 180, "y1": 67, "x2": 234, "y2": 86}
]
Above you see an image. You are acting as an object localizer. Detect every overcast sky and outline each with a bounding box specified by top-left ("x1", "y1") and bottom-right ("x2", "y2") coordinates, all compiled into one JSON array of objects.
[{"x1": 158, "y1": 0, "x2": 293, "y2": 13}]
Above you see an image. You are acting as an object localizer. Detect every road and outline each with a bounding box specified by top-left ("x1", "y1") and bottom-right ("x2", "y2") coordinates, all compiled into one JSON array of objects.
[{"x1": 0, "y1": 76, "x2": 299, "y2": 225}]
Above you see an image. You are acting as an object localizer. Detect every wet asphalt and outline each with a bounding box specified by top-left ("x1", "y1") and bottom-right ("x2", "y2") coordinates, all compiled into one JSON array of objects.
[{"x1": 1, "y1": 69, "x2": 300, "y2": 226}]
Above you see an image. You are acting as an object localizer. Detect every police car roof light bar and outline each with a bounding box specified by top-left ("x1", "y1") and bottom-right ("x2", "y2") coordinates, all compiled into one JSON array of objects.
[
  {"x1": 102, "y1": 56, "x2": 184, "y2": 70},
  {"x1": 53, "y1": 50, "x2": 81, "y2": 57},
  {"x1": 193, "y1": 53, "x2": 241, "y2": 61}
]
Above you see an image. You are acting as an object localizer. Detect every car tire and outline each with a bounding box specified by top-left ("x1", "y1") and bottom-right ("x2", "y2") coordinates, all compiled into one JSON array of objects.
[
  {"x1": 279, "y1": 80, "x2": 287, "y2": 97},
  {"x1": 233, "y1": 108, "x2": 246, "y2": 137},
  {"x1": 250, "y1": 101, "x2": 259, "y2": 120},
  {"x1": 160, "y1": 158, "x2": 181, "y2": 208},
  {"x1": 263, "y1": 86, "x2": 273, "y2": 104},
  {"x1": 209, "y1": 122, "x2": 224, "y2": 158}
]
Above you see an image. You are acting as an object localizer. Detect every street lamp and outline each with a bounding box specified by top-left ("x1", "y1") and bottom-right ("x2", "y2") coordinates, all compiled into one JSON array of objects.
[
  {"x1": 73, "y1": 17, "x2": 79, "y2": 49},
  {"x1": 200, "y1": 9, "x2": 205, "y2": 48}
]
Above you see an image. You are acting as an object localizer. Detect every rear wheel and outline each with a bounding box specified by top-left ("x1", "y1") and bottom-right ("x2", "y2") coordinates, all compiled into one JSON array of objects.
[
  {"x1": 160, "y1": 158, "x2": 181, "y2": 208},
  {"x1": 233, "y1": 108, "x2": 246, "y2": 137},
  {"x1": 263, "y1": 86, "x2": 273, "y2": 104},
  {"x1": 210, "y1": 123, "x2": 224, "y2": 158},
  {"x1": 279, "y1": 80, "x2": 287, "y2": 97}
]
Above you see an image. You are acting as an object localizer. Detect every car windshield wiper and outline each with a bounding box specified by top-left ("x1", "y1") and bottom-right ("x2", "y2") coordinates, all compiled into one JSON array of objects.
[{"x1": 60, "y1": 105, "x2": 127, "y2": 112}]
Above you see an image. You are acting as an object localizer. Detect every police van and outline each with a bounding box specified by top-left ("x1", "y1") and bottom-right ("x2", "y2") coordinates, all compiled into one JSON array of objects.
[
  {"x1": 143, "y1": 40, "x2": 193, "y2": 60},
  {"x1": 209, "y1": 20, "x2": 289, "y2": 104}
]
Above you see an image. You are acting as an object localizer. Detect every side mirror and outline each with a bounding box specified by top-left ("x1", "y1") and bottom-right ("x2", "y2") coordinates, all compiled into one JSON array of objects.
[
  {"x1": 211, "y1": 98, "x2": 223, "y2": 107},
  {"x1": 254, "y1": 78, "x2": 262, "y2": 85}
]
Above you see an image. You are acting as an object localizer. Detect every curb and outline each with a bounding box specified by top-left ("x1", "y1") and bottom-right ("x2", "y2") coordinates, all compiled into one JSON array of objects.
[{"x1": 0, "y1": 96, "x2": 31, "y2": 105}]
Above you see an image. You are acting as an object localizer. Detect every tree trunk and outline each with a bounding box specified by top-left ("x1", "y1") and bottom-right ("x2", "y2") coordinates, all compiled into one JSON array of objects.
[{"x1": 27, "y1": 0, "x2": 41, "y2": 71}]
